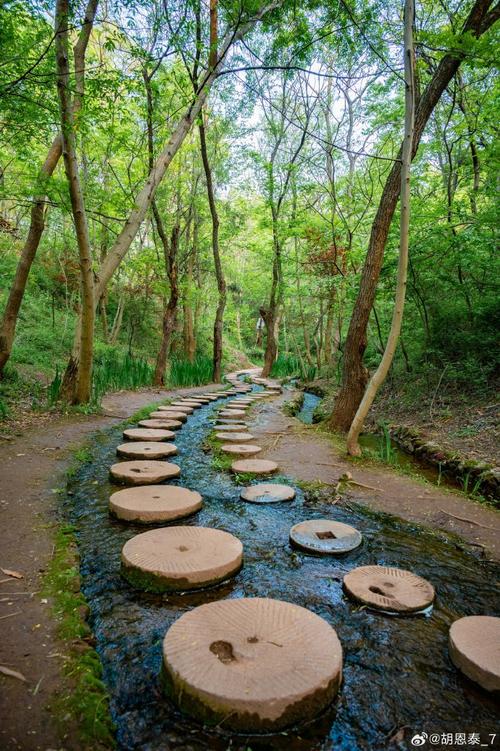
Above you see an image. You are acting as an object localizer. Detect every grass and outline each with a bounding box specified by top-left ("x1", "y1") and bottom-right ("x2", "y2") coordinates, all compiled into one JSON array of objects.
[
  {"x1": 271, "y1": 353, "x2": 317, "y2": 381},
  {"x1": 167, "y1": 355, "x2": 213, "y2": 387},
  {"x1": 42, "y1": 523, "x2": 115, "y2": 749}
]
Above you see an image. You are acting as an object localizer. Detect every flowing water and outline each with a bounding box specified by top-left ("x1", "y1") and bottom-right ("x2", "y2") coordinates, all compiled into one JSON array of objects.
[{"x1": 66, "y1": 390, "x2": 500, "y2": 751}]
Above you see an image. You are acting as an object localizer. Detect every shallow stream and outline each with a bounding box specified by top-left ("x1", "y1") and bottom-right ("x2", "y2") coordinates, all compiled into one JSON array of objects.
[{"x1": 66, "y1": 389, "x2": 500, "y2": 750}]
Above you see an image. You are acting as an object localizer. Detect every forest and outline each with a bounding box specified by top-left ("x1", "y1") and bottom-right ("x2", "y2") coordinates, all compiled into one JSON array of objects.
[
  {"x1": 0, "y1": 2, "x2": 499, "y2": 749},
  {"x1": 0, "y1": 0, "x2": 497, "y2": 456}
]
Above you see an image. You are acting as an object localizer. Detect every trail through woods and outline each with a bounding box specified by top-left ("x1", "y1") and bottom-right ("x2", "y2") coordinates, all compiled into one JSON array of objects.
[{"x1": 0, "y1": 385, "x2": 498, "y2": 749}]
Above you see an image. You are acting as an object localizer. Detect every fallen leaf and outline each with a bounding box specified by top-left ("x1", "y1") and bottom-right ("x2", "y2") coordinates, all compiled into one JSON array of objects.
[
  {"x1": 0, "y1": 568, "x2": 24, "y2": 579},
  {"x1": 0, "y1": 665, "x2": 27, "y2": 682}
]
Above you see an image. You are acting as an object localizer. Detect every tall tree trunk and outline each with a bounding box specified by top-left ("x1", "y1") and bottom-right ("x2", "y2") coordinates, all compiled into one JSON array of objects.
[
  {"x1": 329, "y1": 0, "x2": 499, "y2": 432},
  {"x1": 199, "y1": 116, "x2": 226, "y2": 382},
  {"x1": 0, "y1": 0, "x2": 98, "y2": 377},
  {"x1": 153, "y1": 218, "x2": 179, "y2": 386},
  {"x1": 346, "y1": 0, "x2": 415, "y2": 455},
  {"x1": 183, "y1": 254, "x2": 196, "y2": 362},
  {"x1": 261, "y1": 211, "x2": 282, "y2": 377},
  {"x1": 55, "y1": 0, "x2": 95, "y2": 404}
]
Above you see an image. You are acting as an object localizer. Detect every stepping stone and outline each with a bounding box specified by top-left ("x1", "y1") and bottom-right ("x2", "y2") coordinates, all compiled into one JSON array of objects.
[
  {"x1": 180, "y1": 400, "x2": 203, "y2": 407},
  {"x1": 116, "y1": 442, "x2": 178, "y2": 460},
  {"x1": 110, "y1": 460, "x2": 181, "y2": 485},
  {"x1": 343, "y1": 565, "x2": 435, "y2": 613},
  {"x1": 139, "y1": 418, "x2": 183, "y2": 430},
  {"x1": 168, "y1": 403, "x2": 195, "y2": 412},
  {"x1": 110, "y1": 485, "x2": 202, "y2": 523},
  {"x1": 200, "y1": 394, "x2": 219, "y2": 401},
  {"x1": 162, "y1": 597, "x2": 342, "y2": 731},
  {"x1": 219, "y1": 409, "x2": 246, "y2": 418},
  {"x1": 215, "y1": 432, "x2": 254, "y2": 443},
  {"x1": 449, "y1": 616, "x2": 500, "y2": 692},
  {"x1": 150, "y1": 411, "x2": 187, "y2": 422},
  {"x1": 230, "y1": 402, "x2": 251, "y2": 408},
  {"x1": 231, "y1": 459, "x2": 278, "y2": 475},
  {"x1": 158, "y1": 405, "x2": 193, "y2": 414},
  {"x1": 121, "y1": 526, "x2": 243, "y2": 592},
  {"x1": 221, "y1": 444, "x2": 262, "y2": 456},
  {"x1": 185, "y1": 396, "x2": 211, "y2": 403},
  {"x1": 123, "y1": 428, "x2": 175, "y2": 442},
  {"x1": 240, "y1": 483, "x2": 296, "y2": 504},
  {"x1": 290, "y1": 520, "x2": 362, "y2": 555},
  {"x1": 215, "y1": 422, "x2": 248, "y2": 430}
]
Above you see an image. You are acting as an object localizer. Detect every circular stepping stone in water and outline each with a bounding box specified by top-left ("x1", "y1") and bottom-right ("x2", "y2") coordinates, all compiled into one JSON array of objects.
[
  {"x1": 150, "y1": 411, "x2": 187, "y2": 422},
  {"x1": 449, "y1": 616, "x2": 500, "y2": 692},
  {"x1": 216, "y1": 417, "x2": 247, "y2": 424},
  {"x1": 343, "y1": 565, "x2": 435, "y2": 613},
  {"x1": 221, "y1": 444, "x2": 262, "y2": 457},
  {"x1": 116, "y1": 442, "x2": 178, "y2": 460},
  {"x1": 110, "y1": 485, "x2": 202, "y2": 523},
  {"x1": 179, "y1": 400, "x2": 203, "y2": 407},
  {"x1": 158, "y1": 405, "x2": 193, "y2": 414},
  {"x1": 121, "y1": 526, "x2": 243, "y2": 592},
  {"x1": 219, "y1": 409, "x2": 246, "y2": 418},
  {"x1": 110, "y1": 460, "x2": 181, "y2": 485},
  {"x1": 241, "y1": 483, "x2": 295, "y2": 504},
  {"x1": 215, "y1": 432, "x2": 254, "y2": 443},
  {"x1": 290, "y1": 520, "x2": 362, "y2": 555},
  {"x1": 168, "y1": 403, "x2": 194, "y2": 412},
  {"x1": 215, "y1": 423, "x2": 248, "y2": 430},
  {"x1": 200, "y1": 394, "x2": 219, "y2": 401},
  {"x1": 139, "y1": 418, "x2": 183, "y2": 430},
  {"x1": 232, "y1": 459, "x2": 278, "y2": 475},
  {"x1": 123, "y1": 428, "x2": 175, "y2": 442},
  {"x1": 162, "y1": 597, "x2": 342, "y2": 732}
]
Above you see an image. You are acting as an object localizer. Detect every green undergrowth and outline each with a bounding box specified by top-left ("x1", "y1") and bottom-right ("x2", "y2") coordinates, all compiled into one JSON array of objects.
[
  {"x1": 42, "y1": 523, "x2": 116, "y2": 749},
  {"x1": 166, "y1": 355, "x2": 213, "y2": 387}
]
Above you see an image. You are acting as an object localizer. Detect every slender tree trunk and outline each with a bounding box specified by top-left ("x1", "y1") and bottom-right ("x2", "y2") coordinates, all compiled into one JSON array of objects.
[
  {"x1": 198, "y1": 116, "x2": 226, "y2": 382},
  {"x1": 153, "y1": 218, "x2": 179, "y2": 386},
  {"x1": 329, "y1": 0, "x2": 499, "y2": 432},
  {"x1": 346, "y1": 0, "x2": 415, "y2": 455},
  {"x1": 261, "y1": 212, "x2": 282, "y2": 377},
  {"x1": 110, "y1": 295, "x2": 124, "y2": 344},
  {"x1": 183, "y1": 253, "x2": 196, "y2": 362},
  {"x1": 0, "y1": 0, "x2": 98, "y2": 377},
  {"x1": 55, "y1": 0, "x2": 95, "y2": 404}
]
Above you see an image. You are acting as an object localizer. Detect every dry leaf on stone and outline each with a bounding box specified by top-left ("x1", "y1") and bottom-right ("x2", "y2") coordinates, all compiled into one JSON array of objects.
[
  {"x1": 0, "y1": 568, "x2": 24, "y2": 579},
  {"x1": 0, "y1": 665, "x2": 27, "y2": 682}
]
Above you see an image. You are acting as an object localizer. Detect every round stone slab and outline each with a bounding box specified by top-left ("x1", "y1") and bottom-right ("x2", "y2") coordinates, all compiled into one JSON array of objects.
[
  {"x1": 139, "y1": 418, "x2": 183, "y2": 430},
  {"x1": 221, "y1": 444, "x2": 262, "y2": 456},
  {"x1": 179, "y1": 400, "x2": 203, "y2": 407},
  {"x1": 343, "y1": 565, "x2": 435, "y2": 613},
  {"x1": 110, "y1": 460, "x2": 181, "y2": 485},
  {"x1": 232, "y1": 459, "x2": 278, "y2": 475},
  {"x1": 116, "y1": 442, "x2": 178, "y2": 460},
  {"x1": 110, "y1": 485, "x2": 202, "y2": 523},
  {"x1": 290, "y1": 520, "x2": 362, "y2": 555},
  {"x1": 168, "y1": 403, "x2": 195, "y2": 412},
  {"x1": 158, "y1": 405, "x2": 193, "y2": 414},
  {"x1": 215, "y1": 432, "x2": 254, "y2": 443},
  {"x1": 449, "y1": 616, "x2": 500, "y2": 691},
  {"x1": 241, "y1": 483, "x2": 296, "y2": 504},
  {"x1": 216, "y1": 418, "x2": 247, "y2": 425},
  {"x1": 215, "y1": 422, "x2": 248, "y2": 430},
  {"x1": 219, "y1": 410, "x2": 246, "y2": 418},
  {"x1": 162, "y1": 597, "x2": 342, "y2": 731},
  {"x1": 150, "y1": 411, "x2": 187, "y2": 422},
  {"x1": 123, "y1": 428, "x2": 175, "y2": 442},
  {"x1": 121, "y1": 526, "x2": 243, "y2": 592}
]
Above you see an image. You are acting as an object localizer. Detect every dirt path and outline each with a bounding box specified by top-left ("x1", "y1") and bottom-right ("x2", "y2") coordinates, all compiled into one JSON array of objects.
[
  {"x1": 0, "y1": 384, "x2": 224, "y2": 751},
  {"x1": 250, "y1": 391, "x2": 500, "y2": 560}
]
